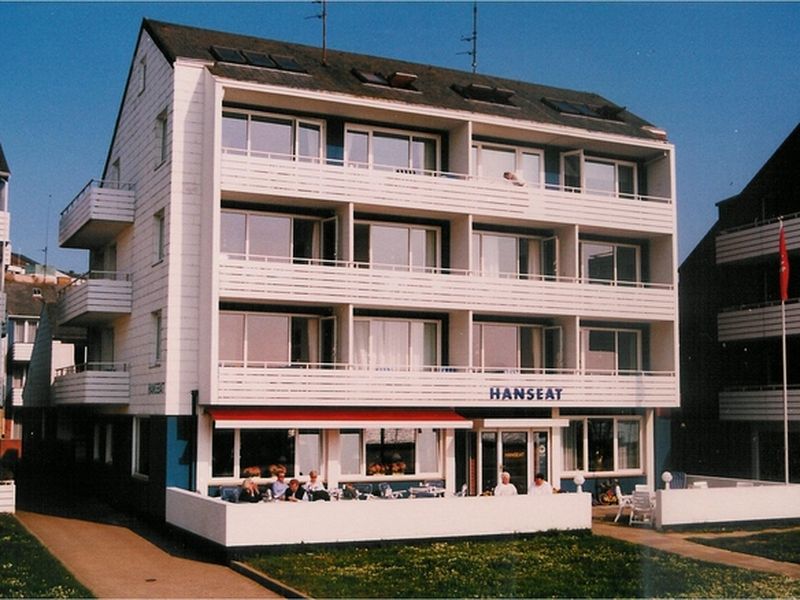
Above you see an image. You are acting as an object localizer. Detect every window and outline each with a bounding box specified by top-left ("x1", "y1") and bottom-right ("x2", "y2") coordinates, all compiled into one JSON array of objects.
[
  {"x1": 472, "y1": 231, "x2": 557, "y2": 279},
  {"x1": 354, "y1": 221, "x2": 439, "y2": 272},
  {"x1": 560, "y1": 151, "x2": 637, "y2": 198},
  {"x1": 581, "y1": 241, "x2": 640, "y2": 285},
  {"x1": 581, "y1": 327, "x2": 641, "y2": 374},
  {"x1": 155, "y1": 109, "x2": 168, "y2": 167},
  {"x1": 562, "y1": 417, "x2": 641, "y2": 474},
  {"x1": 211, "y1": 428, "x2": 322, "y2": 478},
  {"x1": 12, "y1": 319, "x2": 38, "y2": 344},
  {"x1": 221, "y1": 110, "x2": 322, "y2": 162},
  {"x1": 353, "y1": 318, "x2": 438, "y2": 370},
  {"x1": 133, "y1": 417, "x2": 151, "y2": 478},
  {"x1": 345, "y1": 126, "x2": 438, "y2": 173},
  {"x1": 220, "y1": 209, "x2": 322, "y2": 262},
  {"x1": 105, "y1": 424, "x2": 114, "y2": 465},
  {"x1": 218, "y1": 311, "x2": 325, "y2": 367},
  {"x1": 472, "y1": 142, "x2": 542, "y2": 186},
  {"x1": 109, "y1": 159, "x2": 121, "y2": 186},
  {"x1": 139, "y1": 57, "x2": 146, "y2": 95},
  {"x1": 154, "y1": 210, "x2": 165, "y2": 263},
  {"x1": 152, "y1": 311, "x2": 163, "y2": 366},
  {"x1": 473, "y1": 322, "x2": 562, "y2": 373},
  {"x1": 365, "y1": 428, "x2": 440, "y2": 476}
]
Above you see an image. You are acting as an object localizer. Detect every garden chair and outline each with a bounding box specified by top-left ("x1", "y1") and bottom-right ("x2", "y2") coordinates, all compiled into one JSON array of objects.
[
  {"x1": 628, "y1": 490, "x2": 654, "y2": 525},
  {"x1": 613, "y1": 485, "x2": 632, "y2": 523},
  {"x1": 378, "y1": 482, "x2": 406, "y2": 499}
]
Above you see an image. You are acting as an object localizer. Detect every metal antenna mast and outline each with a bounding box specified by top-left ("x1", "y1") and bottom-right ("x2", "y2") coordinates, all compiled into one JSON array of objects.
[
  {"x1": 460, "y1": 2, "x2": 478, "y2": 73},
  {"x1": 309, "y1": 0, "x2": 328, "y2": 66}
]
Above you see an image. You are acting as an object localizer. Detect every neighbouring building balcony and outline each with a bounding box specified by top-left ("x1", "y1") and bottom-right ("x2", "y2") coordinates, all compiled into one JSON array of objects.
[
  {"x1": 9, "y1": 342, "x2": 33, "y2": 363},
  {"x1": 8, "y1": 388, "x2": 23, "y2": 408},
  {"x1": 59, "y1": 179, "x2": 135, "y2": 249},
  {"x1": 719, "y1": 386, "x2": 800, "y2": 421},
  {"x1": 218, "y1": 256, "x2": 676, "y2": 321},
  {"x1": 718, "y1": 299, "x2": 800, "y2": 341},
  {"x1": 216, "y1": 364, "x2": 678, "y2": 408},
  {"x1": 57, "y1": 271, "x2": 132, "y2": 326},
  {"x1": 220, "y1": 153, "x2": 674, "y2": 235},
  {"x1": 52, "y1": 362, "x2": 130, "y2": 406},
  {"x1": 0, "y1": 210, "x2": 9, "y2": 243},
  {"x1": 716, "y1": 212, "x2": 800, "y2": 264}
]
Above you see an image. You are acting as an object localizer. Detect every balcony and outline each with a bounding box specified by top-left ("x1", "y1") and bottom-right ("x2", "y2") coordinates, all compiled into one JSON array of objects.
[
  {"x1": 9, "y1": 342, "x2": 33, "y2": 363},
  {"x1": 220, "y1": 153, "x2": 674, "y2": 235},
  {"x1": 8, "y1": 388, "x2": 23, "y2": 408},
  {"x1": 719, "y1": 386, "x2": 800, "y2": 421},
  {"x1": 59, "y1": 179, "x2": 135, "y2": 249},
  {"x1": 0, "y1": 210, "x2": 9, "y2": 243},
  {"x1": 52, "y1": 362, "x2": 130, "y2": 406},
  {"x1": 57, "y1": 271, "x2": 132, "y2": 326},
  {"x1": 718, "y1": 299, "x2": 800, "y2": 341},
  {"x1": 219, "y1": 256, "x2": 676, "y2": 321},
  {"x1": 216, "y1": 364, "x2": 678, "y2": 408},
  {"x1": 716, "y1": 213, "x2": 800, "y2": 264}
]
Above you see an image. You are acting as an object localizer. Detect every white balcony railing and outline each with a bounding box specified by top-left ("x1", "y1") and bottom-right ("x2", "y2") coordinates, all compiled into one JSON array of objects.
[
  {"x1": 9, "y1": 342, "x2": 33, "y2": 363},
  {"x1": 719, "y1": 386, "x2": 800, "y2": 421},
  {"x1": 216, "y1": 363, "x2": 678, "y2": 408},
  {"x1": 59, "y1": 179, "x2": 135, "y2": 248},
  {"x1": 219, "y1": 255, "x2": 676, "y2": 321},
  {"x1": 718, "y1": 299, "x2": 800, "y2": 341},
  {"x1": 220, "y1": 152, "x2": 674, "y2": 234},
  {"x1": 57, "y1": 271, "x2": 132, "y2": 326},
  {"x1": 8, "y1": 388, "x2": 23, "y2": 408},
  {"x1": 716, "y1": 212, "x2": 800, "y2": 264},
  {"x1": 52, "y1": 362, "x2": 130, "y2": 406}
]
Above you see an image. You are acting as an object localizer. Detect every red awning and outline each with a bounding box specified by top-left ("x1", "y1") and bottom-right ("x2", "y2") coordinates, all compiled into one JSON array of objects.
[{"x1": 206, "y1": 407, "x2": 473, "y2": 429}]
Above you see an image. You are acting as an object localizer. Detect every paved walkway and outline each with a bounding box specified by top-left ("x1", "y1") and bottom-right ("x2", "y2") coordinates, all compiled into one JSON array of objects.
[
  {"x1": 15, "y1": 491, "x2": 280, "y2": 599},
  {"x1": 592, "y1": 506, "x2": 800, "y2": 579}
]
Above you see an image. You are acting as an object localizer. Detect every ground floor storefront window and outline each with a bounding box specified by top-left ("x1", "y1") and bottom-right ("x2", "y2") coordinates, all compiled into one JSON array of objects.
[
  {"x1": 562, "y1": 417, "x2": 641, "y2": 475},
  {"x1": 212, "y1": 428, "x2": 321, "y2": 478}
]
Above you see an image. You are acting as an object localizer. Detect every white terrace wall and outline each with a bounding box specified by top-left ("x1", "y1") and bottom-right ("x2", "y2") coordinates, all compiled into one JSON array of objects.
[{"x1": 166, "y1": 488, "x2": 592, "y2": 547}]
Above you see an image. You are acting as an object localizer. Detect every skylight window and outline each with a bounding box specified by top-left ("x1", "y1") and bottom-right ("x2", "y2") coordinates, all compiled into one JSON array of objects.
[
  {"x1": 210, "y1": 46, "x2": 306, "y2": 74},
  {"x1": 210, "y1": 46, "x2": 247, "y2": 64},
  {"x1": 353, "y1": 69, "x2": 389, "y2": 86},
  {"x1": 542, "y1": 97, "x2": 625, "y2": 122},
  {"x1": 352, "y1": 68, "x2": 418, "y2": 90},
  {"x1": 451, "y1": 83, "x2": 515, "y2": 106},
  {"x1": 270, "y1": 54, "x2": 306, "y2": 73},
  {"x1": 241, "y1": 50, "x2": 277, "y2": 69}
]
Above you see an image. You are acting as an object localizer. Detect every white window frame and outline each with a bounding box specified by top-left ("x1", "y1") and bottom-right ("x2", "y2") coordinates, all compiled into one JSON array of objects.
[
  {"x1": 580, "y1": 326, "x2": 642, "y2": 374},
  {"x1": 561, "y1": 416, "x2": 644, "y2": 477},
  {"x1": 221, "y1": 108, "x2": 325, "y2": 162},
  {"x1": 138, "y1": 56, "x2": 147, "y2": 95},
  {"x1": 152, "y1": 310, "x2": 163, "y2": 367},
  {"x1": 132, "y1": 416, "x2": 150, "y2": 479},
  {"x1": 354, "y1": 219, "x2": 441, "y2": 272},
  {"x1": 344, "y1": 124, "x2": 441, "y2": 173},
  {"x1": 471, "y1": 141, "x2": 544, "y2": 186},
  {"x1": 155, "y1": 109, "x2": 168, "y2": 168},
  {"x1": 353, "y1": 316, "x2": 441, "y2": 370},
  {"x1": 341, "y1": 428, "x2": 443, "y2": 480},
  {"x1": 220, "y1": 208, "x2": 323, "y2": 261},
  {"x1": 579, "y1": 239, "x2": 642, "y2": 285},
  {"x1": 560, "y1": 150, "x2": 638, "y2": 198}
]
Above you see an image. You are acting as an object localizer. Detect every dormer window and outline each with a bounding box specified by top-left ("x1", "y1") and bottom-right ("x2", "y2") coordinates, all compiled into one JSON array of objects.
[
  {"x1": 543, "y1": 97, "x2": 625, "y2": 122},
  {"x1": 452, "y1": 83, "x2": 515, "y2": 106},
  {"x1": 352, "y1": 69, "x2": 418, "y2": 91}
]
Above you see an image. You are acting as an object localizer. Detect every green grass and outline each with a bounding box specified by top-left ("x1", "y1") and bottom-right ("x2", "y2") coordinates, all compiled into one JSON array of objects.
[
  {"x1": 689, "y1": 529, "x2": 800, "y2": 565},
  {"x1": 247, "y1": 532, "x2": 800, "y2": 598},
  {"x1": 0, "y1": 514, "x2": 93, "y2": 598}
]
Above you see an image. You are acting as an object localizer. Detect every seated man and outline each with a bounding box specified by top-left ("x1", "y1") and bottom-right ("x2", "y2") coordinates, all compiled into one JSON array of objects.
[
  {"x1": 304, "y1": 470, "x2": 330, "y2": 501},
  {"x1": 283, "y1": 478, "x2": 307, "y2": 502},
  {"x1": 239, "y1": 477, "x2": 263, "y2": 503},
  {"x1": 528, "y1": 472, "x2": 553, "y2": 496},
  {"x1": 493, "y1": 471, "x2": 518, "y2": 496}
]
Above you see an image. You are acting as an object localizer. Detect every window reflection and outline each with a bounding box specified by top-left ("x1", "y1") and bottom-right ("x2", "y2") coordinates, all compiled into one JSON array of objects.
[
  {"x1": 345, "y1": 127, "x2": 438, "y2": 173},
  {"x1": 219, "y1": 312, "x2": 324, "y2": 367},
  {"x1": 354, "y1": 221, "x2": 439, "y2": 271},
  {"x1": 353, "y1": 318, "x2": 439, "y2": 370}
]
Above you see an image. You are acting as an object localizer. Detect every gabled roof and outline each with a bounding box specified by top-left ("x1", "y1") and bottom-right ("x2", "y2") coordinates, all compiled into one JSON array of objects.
[
  {"x1": 142, "y1": 19, "x2": 663, "y2": 142},
  {"x1": 5, "y1": 279, "x2": 60, "y2": 316},
  {"x1": 0, "y1": 143, "x2": 9, "y2": 177}
]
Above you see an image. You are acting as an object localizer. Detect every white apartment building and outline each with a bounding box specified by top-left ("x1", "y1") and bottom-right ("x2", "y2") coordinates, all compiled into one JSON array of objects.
[{"x1": 29, "y1": 19, "x2": 678, "y2": 519}]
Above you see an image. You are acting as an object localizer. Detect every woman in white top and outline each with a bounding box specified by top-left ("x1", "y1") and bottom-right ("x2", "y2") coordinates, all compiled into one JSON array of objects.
[{"x1": 493, "y1": 471, "x2": 518, "y2": 496}]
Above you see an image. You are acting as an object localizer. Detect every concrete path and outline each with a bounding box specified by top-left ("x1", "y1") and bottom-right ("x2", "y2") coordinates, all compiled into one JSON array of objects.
[
  {"x1": 16, "y1": 495, "x2": 280, "y2": 599},
  {"x1": 592, "y1": 506, "x2": 800, "y2": 579}
]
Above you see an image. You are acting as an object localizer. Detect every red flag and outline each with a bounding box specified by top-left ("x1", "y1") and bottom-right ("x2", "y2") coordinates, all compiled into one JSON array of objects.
[{"x1": 779, "y1": 223, "x2": 790, "y2": 302}]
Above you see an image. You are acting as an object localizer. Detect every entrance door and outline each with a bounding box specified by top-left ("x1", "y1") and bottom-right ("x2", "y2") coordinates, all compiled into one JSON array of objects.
[{"x1": 479, "y1": 429, "x2": 550, "y2": 495}]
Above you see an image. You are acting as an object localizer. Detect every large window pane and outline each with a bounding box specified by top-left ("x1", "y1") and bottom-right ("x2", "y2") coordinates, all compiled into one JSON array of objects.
[
  {"x1": 411, "y1": 137, "x2": 436, "y2": 172},
  {"x1": 417, "y1": 429, "x2": 439, "y2": 473},
  {"x1": 585, "y1": 330, "x2": 616, "y2": 372},
  {"x1": 247, "y1": 315, "x2": 289, "y2": 365},
  {"x1": 353, "y1": 321, "x2": 370, "y2": 367},
  {"x1": 371, "y1": 225, "x2": 409, "y2": 267},
  {"x1": 482, "y1": 324, "x2": 518, "y2": 370},
  {"x1": 212, "y1": 429, "x2": 234, "y2": 477},
  {"x1": 617, "y1": 331, "x2": 639, "y2": 372},
  {"x1": 346, "y1": 131, "x2": 369, "y2": 166},
  {"x1": 340, "y1": 430, "x2": 361, "y2": 475},
  {"x1": 520, "y1": 152, "x2": 542, "y2": 186},
  {"x1": 585, "y1": 160, "x2": 615, "y2": 196},
  {"x1": 618, "y1": 421, "x2": 640, "y2": 469},
  {"x1": 297, "y1": 123, "x2": 321, "y2": 162},
  {"x1": 480, "y1": 234, "x2": 517, "y2": 277},
  {"x1": 293, "y1": 219, "x2": 318, "y2": 262},
  {"x1": 219, "y1": 313, "x2": 244, "y2": 364},
  {"x1": 481, "y1": 432, "x2": 498, "y2": 493},
  {"x1": 240, "y1": 429, "x2": 295, "y2": 477},
  {"x1": 251, "y1": 116, "x2": 292, "y2": 158},
  {"x1": 563, "y1": 153, "x2": 581, "y2": 190},
  {"x1": 584, "y1": 242, "x2": 614, "y2": 282},
  {"x1": 618, "y1": 164, "x2": 635, "y2": 197},
  {"x1": 373, "y1": 133, "x2": 409, "y2": 169},
  {"x1": 563, "y1": 420, "x2": 584, "y2": 471},
  {"x1": 292, "y1": 317, "x2": 319, "y2": 364},
  {"x1": 221, "y1": 212, "x2": 246, "y2": 255},
  {"x1": 297, "y1": 430, "x2": 322, "y2": 476},
  {"x1": 617, "y1": 246, "x2": 638, "y2": 283},
  {"x1": 221, "y1": 112, "x2": 247, "y2": 153},
  {"x1": 365, "y1": 429, "x2": 415, "y2": 475},
  {"x1": 588, "y1": 419, "x2": 614, "y2": 472},
  {"x1": 480, "y1": 146, "x2": 515, "y2": 179},
  {"x1": 249, "y1": 214, "x2": 291, "y2": 259}
]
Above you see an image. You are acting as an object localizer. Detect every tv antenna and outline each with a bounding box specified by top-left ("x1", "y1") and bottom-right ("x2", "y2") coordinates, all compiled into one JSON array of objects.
[
  {"x1": 459, "y1": 2, "x2": 478, "y2": 73},
  {"x1": 308, "y1": 0, "x2": 329, "y2": 66},
  {"x1": 42, "y1": 193, "x2": 51, "y2": 271}
]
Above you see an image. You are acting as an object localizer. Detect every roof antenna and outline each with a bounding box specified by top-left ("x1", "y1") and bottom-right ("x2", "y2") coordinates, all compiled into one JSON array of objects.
[
  {"x1": 459, "y1": 1, "x2": 478, "y2": 74},
  {"x1": 42, "y1": 193, "x2": 51, "y2": 273},
  {"x1": 309, "y1": 0, "x2": 328, "y2": 66}
]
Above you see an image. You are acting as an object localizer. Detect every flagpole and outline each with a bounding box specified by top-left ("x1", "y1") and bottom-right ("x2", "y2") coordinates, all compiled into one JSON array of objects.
[{"x1": 782, "y1": 297, "x2": 789, "y2": 485}]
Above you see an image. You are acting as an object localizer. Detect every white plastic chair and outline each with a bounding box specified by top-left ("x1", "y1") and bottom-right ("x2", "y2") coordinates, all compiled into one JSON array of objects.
[
  {"x1": 614, "y1": 485, "x2": 633, "y2": 523},
  {"x1": 692, "y1": 481, "x2": 708, "y2": 489},
  {"x1": 629, "y1": 490, "x2": 655, "y2": 525}
]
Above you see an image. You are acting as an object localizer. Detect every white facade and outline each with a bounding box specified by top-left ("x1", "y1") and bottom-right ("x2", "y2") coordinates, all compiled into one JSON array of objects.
[{"x1": 50, "y1": 20, "x2": 678, "y2": 512}]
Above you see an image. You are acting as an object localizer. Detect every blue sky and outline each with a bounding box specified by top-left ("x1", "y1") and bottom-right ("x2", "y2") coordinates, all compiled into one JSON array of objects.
[{"x1": 1, "y1": 1, "x2": 798, "y2": 274}]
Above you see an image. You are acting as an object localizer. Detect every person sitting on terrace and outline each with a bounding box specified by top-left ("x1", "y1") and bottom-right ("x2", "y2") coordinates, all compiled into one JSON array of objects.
[
  {"x1": 283, "y1": 478, "x2": 307, "y2": 502},
  {"x1": 239, "y1": 477, "x2": 263, "y2": 503},
  {"x1": 528, "y1": 472, "x2": 553, "y2": 496},
  {"x1": 493, "y1": 471, "x2": 518, "y2": 496},
  {"x1": 271, "y1": 468, "x2": 289, "y2": 499},
  {"x1": 304, "y1": 470, "x2": 330, "y2": 501}
]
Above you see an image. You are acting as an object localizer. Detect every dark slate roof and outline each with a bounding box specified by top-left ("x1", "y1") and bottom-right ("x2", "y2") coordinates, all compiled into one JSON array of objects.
[
  {"x1": 143, "y1": 19, "x2": 663, "y2": 142},
  {"x1": 0, "y1": 144, "x2": 9, "y2": 176},
  {"x1": 5, "y1": 279, "x2": 60, "y2": 315}
]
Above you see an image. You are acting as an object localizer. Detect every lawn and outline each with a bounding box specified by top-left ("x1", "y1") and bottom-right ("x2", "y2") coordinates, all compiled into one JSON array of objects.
[
  {"x1": 247, "y1": 532, "x2": 800, "y2": 598},
  {"x1": 689, "y1": 529, "x2": 800, "y2": 565},
  {"x1": 0, "y1": 514, "x2": 93, "y2": 598}
]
